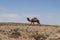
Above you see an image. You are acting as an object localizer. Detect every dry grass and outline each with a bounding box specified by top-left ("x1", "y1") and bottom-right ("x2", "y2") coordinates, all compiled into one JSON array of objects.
[{"x1": 0, "y1": 23, "x2": 60, "y2": 40}]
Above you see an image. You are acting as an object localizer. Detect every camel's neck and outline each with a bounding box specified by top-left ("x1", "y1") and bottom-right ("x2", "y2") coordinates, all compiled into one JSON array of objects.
[{"x1": 27, "y1": 18, "x2": 31, "y2": 22}]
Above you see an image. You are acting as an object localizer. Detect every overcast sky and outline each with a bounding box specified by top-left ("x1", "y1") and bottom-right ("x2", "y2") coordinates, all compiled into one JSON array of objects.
[{"x1": 0, "y1": 0, "x2": 60, "y2": 25}]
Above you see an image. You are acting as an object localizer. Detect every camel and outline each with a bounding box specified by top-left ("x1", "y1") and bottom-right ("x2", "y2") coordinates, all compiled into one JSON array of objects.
[{"x1": 27, "y1": 17, "x2": 40, "y2": 24}]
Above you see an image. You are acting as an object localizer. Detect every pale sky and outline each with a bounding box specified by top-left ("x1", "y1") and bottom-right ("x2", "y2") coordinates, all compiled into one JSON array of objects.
[{"x1": 0, "y1": 0, "x2": 60, "y2": 25}]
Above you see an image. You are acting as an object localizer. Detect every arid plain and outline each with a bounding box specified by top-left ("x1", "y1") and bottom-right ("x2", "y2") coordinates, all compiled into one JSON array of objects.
[{"x1": 0, "y1": 23, "x2": 60, "y2": 40}]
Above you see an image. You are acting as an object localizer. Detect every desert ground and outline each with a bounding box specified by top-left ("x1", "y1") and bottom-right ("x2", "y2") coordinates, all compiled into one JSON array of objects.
[{"x1": 0, "y1": 23, "x2": 60, "y2": 40}]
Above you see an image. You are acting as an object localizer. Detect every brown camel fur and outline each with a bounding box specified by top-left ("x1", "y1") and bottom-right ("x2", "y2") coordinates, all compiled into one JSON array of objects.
[{"x1": 27, "y1": 17, "x2": 40, "y2": 24}]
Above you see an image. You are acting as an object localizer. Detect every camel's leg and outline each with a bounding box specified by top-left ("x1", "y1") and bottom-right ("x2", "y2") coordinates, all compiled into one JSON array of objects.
[
  {"x1": 33, "y1": 22, "x2": 34, "y2": 24},
  {"x1": 29, "y1": 22, "x2": 32, "y2": 26},
  {"x1": 37, "y1": 21, "x2": 41, "y2": 26},
  {"x1": 37, "y1": 21, "x2": 40, "y2": 24},
  {"x1": 31, "y1": 22, "x2": 33, "y2": 24},
  {"x1": 30, "y1": 22, "x2": 32, "y2": 24}
]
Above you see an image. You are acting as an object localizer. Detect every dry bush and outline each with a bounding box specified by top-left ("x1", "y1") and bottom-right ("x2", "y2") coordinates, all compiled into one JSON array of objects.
[
  {"x1": 0, "y1": 38, "x2": 2, "y2": 40},
  {"x1": 46, "y1": 33, "x2": 60, "y2": 40},
  {"x1": 56, "y1": 28, "x2": 60, "y2": 33},
  {"x1": 0, "y1": 30, "x2": 5, "y2": 33},
  {"x1": 30, "y1": 31, "x2": 49, "y2": 40},
  {"x1": 8, "y1": 28, "x2": 21, "y2": 38},
  {"x1": 0, "y1": 29, "x2": 7, "y2": 35},
  {"x1": 48, "y1": 38, "x2": 60, "y2": 40},
  {"x1": 32, "y1": 34, "x2": 48, "y2": 40}
]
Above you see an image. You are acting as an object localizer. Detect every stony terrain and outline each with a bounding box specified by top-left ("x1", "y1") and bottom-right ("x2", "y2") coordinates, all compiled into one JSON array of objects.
[{"x1": 0, "y1": 23, "x2": 60, "y2": 40}]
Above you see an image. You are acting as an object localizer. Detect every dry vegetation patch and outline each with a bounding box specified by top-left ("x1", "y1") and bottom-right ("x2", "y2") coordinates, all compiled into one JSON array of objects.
[{"x1": 0, "y1": 23, "x2": 59, "y2": 40}]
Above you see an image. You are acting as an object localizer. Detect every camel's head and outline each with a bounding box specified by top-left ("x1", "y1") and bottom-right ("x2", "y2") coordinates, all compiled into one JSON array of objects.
[
  {"x1": 27, "y1": 17, "x2": 29, "y2": 20},
  {"x1": 27, "y1": 17, "x2": 30, "y2": 21}
]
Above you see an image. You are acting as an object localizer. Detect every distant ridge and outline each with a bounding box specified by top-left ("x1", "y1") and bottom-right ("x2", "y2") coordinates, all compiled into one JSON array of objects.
[{"x1": 0, "y1": 22, "x2": 59, "y2": 27}]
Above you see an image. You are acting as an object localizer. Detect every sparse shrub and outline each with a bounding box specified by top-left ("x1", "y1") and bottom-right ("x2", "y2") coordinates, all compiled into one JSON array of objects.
[
  {"x1": 57, "y1": 29, "x2": 60, "y2": 33},
  {"x1": 0, "y1": 38, "x2": 2, "y2": 40},
  {"x1": 47, "y1": 37, "x2": 60, "y2": 40},
  {"x1": 0, "y1": 30, "x2": 6, "y2": 35},
  {"x1": 29, "y1": 30, "x2": 49, "y2": 40},
  {"x1": 32, "y1": 34, "x2": 48, "y2": 40},
  {"x1": 8, "y1": 28, "x2": 21, "y2": 38},
  {"x1": 0, "y1": 30, "x2": 5, "y2": 33},
  {"x1": 48, "y1": 38, "x2": 60, "y2": 40},
  {"x1": 46, "y1": 33, "x2": 60, "y2": 40}
]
